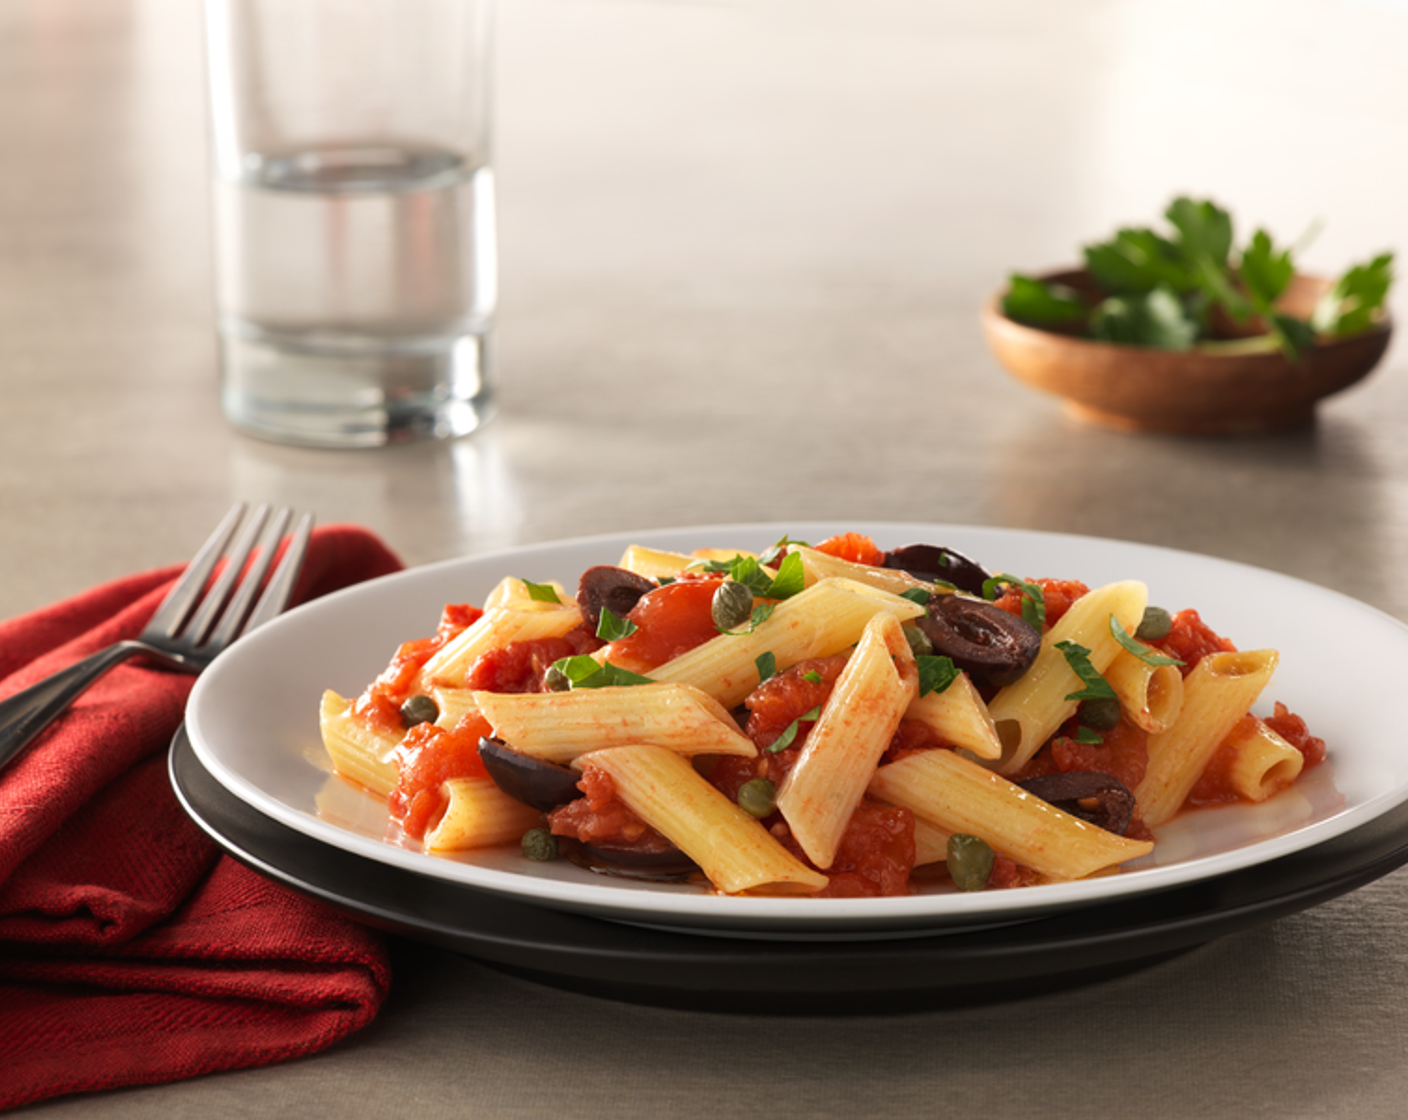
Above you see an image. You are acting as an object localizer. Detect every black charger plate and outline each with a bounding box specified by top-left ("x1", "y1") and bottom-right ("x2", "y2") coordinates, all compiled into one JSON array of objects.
[{"x1": 170, "y1": 726, "x2": 1408, "y2": 1014}]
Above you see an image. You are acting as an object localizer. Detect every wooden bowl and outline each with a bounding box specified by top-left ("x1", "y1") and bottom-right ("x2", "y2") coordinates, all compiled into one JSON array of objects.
[{"x1": 981, "y1": 270, "x2": 1392, "y2": 435}]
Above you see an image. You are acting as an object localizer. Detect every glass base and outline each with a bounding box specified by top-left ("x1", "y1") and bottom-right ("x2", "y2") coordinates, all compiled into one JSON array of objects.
[{"x1": 217, "y1": 326, "x2": 495, "y2": 449}]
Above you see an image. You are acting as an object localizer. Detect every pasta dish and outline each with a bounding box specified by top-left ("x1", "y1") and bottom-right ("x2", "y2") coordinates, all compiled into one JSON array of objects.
[{"x1": 317, "y1": 532, "x2": 1326, "y2": 898}]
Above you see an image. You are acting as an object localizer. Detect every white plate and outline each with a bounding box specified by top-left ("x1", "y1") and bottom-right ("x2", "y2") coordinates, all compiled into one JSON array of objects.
[{"x1": 184, "y1": 522, "x2": 1408, "y2": 938}]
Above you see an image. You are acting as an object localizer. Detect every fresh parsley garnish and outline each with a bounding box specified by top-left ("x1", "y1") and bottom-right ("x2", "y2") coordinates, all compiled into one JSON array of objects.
[
  {"x1": 900, "y1": 587, "x2": 933, "y2": 606},
  {"x1": 755, "y1": 651, "x2": 777, "y2": 685},
  {"x1": 982, "y1": 574, "x2": 1046, "y2": 631},
  {"x1": 1108, "y1": 615, "x2": 1183, "y2": 667},
  {"x1": 595, "y1": 607, "x2": 638, "y2": 643},
  {"x1": 1004, "y1": 196, "x2": 1393, "y2": 360},
  {"x1": 1072, "y1": 725, "x2": 1104, "y2": 745},
  {"x1": 520, "y1": 579, "x2": 561, "y2": 604},
  {"x1": 766, "y1": 706, "x2": 821, "y2": 753},
  {"x1": 1054, "y1": 640, "x2": 1117, "y2": 702},
  {"x1": 916, "y1": 655, "x2": 959, "y2": 698},
  {"x1": 693, "y1": 548, "x2": 806, "y2": 601},
  {"x1": 549, "y1": 655, "x2": 654, "y2": 690}
]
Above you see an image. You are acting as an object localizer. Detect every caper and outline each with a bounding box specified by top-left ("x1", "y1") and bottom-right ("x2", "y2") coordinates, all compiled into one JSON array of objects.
[
  {"x1": 1080, "y1": 697, "x2": 1122, "y2": 731},
  {"x1": 1135, "y1": 605, "x2": 1173, "y2": 642},
  {"x1": 946, "y1": 833, "x2": 995, "y2": 891},
  {"x1": 712, "y1": 579, "x2": 755, "y2": 632},
  {"x1": 902, "y1": 622, "x2": 934, "y2": 658},
  {"x1": 543, "y1": 663, "x2": 571, "y2": 692},
  {"x1": 737, "y1": 777, "x2": 777, "y2": 819},
  {"x1": 400, "y1": 694, "x2": 440, "y2": 727},
  {"x1": 521, "y1": 828, "x2": 559, "y2": 861}
]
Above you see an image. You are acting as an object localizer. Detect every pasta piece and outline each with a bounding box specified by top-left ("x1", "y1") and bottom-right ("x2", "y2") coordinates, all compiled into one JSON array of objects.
[
  {"x1": 577, "y1": 744, "x2": 829, "y2": 895},
  {"x1": 483, "y1": 574, "x2": 571, "y2": 611},
  {"x1": 1222, "y1": 716, "x2": 1305, "y2": 803},
  {"x1": 472, "y1": 682, "x2": 756, "y2": 764},
  {"x1": 648, "y1": 577, "x2": 926, "y2": 708},
  {"x1": 990, "y1": 580, "x2": 1149, "y2": 775},
  {"x1": 912, "y1": 817, "x2": 952, "y2": 867},
  {"x1": 776, "y1": 612, "x2": 918, "y2": 869},
  {"x1": 903, "y1": 672, "x2": 1003, "y2": 761},
  {"x1": 423, "y1": 776, "x2": 543, "y2": 852},
  {"x1": 616, "y1": 544, "x2": 696, "y2": 580},
  {"x1": 869, "y1": 748, "x2": 1154, "y2": 881},
  {"x1": 1104, "y1": 649, "x2": 1184, "y2": 734},
  {"x1": 1135, "y1": 649, "x2": 1280, "y2": 827},
  {"x1": 420, "y1": 586, "x2": 585, "y2": 688},
  {"x1": 792, "y1": 546, "x2": 937, "y2": 597},
  {"x1": 319, "y1": 690, "x2": 399, "y2": 797},
  {"x1": 431, "y1": 686, "x2": 481, "y2": 729}
]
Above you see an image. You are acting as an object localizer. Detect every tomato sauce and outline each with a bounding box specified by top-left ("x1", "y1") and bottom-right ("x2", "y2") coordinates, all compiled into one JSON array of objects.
[
  {"x1": 813, "y1": 532, "x2": 886, "y2": 567},
  {"x1": 547, "y1": 766, "x2": 669, "y2": 852},
  {"x1": 1155, "y1": 608, "x2": 1236, "y2": 674},
  {"x1": 464, "y1": 626, "x2": 602, "y2": 693},
  {"x1": 787, "y1": 802, "x2": 916, "y2": 898},
  {"x1": 992, "y1": 578, "x2": 1089, "y2": 628},
  {"x1": 353, "y1": 603, "x2": 483, "y2": 733},
  {"x1": 604, "y1": 576, "x2": 726, "y2": 673},
  {"x1": 388, "y1": 712, "x2": 494, "y2": 839}
]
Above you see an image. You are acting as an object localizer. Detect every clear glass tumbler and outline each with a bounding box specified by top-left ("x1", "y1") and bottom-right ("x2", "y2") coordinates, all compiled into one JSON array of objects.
[{"x1": 203, "y1": 0, "x2": 496, "y2": 448}]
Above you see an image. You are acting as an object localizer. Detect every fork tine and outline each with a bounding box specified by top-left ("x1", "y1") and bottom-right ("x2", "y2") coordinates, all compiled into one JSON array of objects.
[
  {"x1": 204, "y1": 506, "x2": 293, "y2": 649},
  {"x1": 144, "y1": 502, "x2": 248, "y2": 638},
  {"x1": 179, "y1": 503, "x2": 271, "y2": 645},
  {"x1": 241, "y1": 510, "x2": 315, "y2": 635}
]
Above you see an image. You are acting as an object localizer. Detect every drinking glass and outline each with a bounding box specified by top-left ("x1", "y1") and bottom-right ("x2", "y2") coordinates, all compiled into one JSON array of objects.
[{"x1": 203, "y1": 0, "x2": 497, "y2": 447}]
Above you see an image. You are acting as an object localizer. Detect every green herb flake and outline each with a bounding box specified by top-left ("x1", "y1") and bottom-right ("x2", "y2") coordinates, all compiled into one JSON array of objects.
[
  {"x1": 520, "y1": 579, "x2": 562, "y2": 604},
  {"x1": 1054, "y1": 640, "x2": 1117, "y2": 702},
  {"x1": 766, "y1": 706, "x2": 822, "y2": 753},
  {"x1": 1072, "y1": 725, "x2": 1104, "y2": 745},
  {"x1": 916, "y1": 655, "x2": 960, "y2": 698},
  {"x1": 548, "y1": 655, "x2": 655, "y2": 690},
  {"x1": 1108, "y1": 614, "x2": 1184, "y2": 667},
  {"x1": 755, "y1": 651, "x2": 777, "y2": 685},
  {"x1": 595, "y1": 607, "x2": 638, "y2": 642},
  {"x1": 982, "y1": 574, "x2": 1047, "y2": 631},
  {"x1": 900, "y1": 588, "x2": 933, "y2": 606}
]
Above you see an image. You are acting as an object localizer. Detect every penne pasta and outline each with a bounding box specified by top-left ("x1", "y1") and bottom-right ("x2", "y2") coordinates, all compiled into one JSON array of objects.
[
  {"x1": 319, "y1": 690, "x2": 399, "y2": 797},
  {"x1": 616, "y1": 544, "x2": 697, "y2": 580},
  {"x1": 1135, "y1": 649, "x2": 1279, "y2": 827},
  {"x1": 648, "y1": 577, "x2": 925, "y2": 708},
  {"x1": 1222, "y1": 716, "x2": 1305, "y2": 803},
  {"x1": 903, "y1": 672, "x2": 1004, "y2": 761},
  {"x1": 792, "y1": 546, "x2": 939, "y2": 598},
  {"x1": 420, "y1": 592, "x2": 585, "y2": 688},
  {"x1": 1104, "y1": 649, "x2": 1184, "y2": 734},
  {"x1": 869, "y1": 748, "x2": 1154, "y2": 881},
  {"x1": 472, "y1": 682, "x2": 757, "y2": 763},
  {"x1": 776, "y1": 612, "x2": 918, "y2": 869},
  {"x1": 990, "y1": 580, "x2": 1149, "y2": 775},
  {"x1": 577, "y1": 744, "x2": 829, "y2": 895},
  {"x1": 424, "y1": 776, "x2": 544, "y2": 852}
]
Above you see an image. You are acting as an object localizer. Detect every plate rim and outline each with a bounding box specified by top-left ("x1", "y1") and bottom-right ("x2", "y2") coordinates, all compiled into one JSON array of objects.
[{"x1": 184, "y1": 519, "x2": 1408, "y2": 936}]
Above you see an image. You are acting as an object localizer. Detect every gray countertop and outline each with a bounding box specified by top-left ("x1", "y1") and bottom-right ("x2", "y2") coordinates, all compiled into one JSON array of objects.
[{"x1": 6, "y1": 1, "x2": 1408, "y2": 1116}]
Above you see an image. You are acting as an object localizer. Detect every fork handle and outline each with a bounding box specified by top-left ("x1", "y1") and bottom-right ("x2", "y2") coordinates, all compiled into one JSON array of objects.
[{"x1": 0, "y1": 642, "x2": 155, "y2": 772}]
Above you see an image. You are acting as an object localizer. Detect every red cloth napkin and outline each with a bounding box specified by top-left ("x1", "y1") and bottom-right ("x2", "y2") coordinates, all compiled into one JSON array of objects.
[{"x1": 0, "y1": 524, "x2": 405, "y2": 1110}]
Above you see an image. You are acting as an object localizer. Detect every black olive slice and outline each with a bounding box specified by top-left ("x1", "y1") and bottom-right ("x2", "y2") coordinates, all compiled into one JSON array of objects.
[
  {"x1": 916, "y1": 594, "x2": 1041, "y2": 688},
  {"x1": 1015, "y1": 772, "x2": 1136, "y2": 836},
  {"x1": 574, "y1": 841, "x2": 699, "y2": 880},
  {"x1": 882, "y1": 544, "x2": 991, "y2": 596},
  {"x1": 577, "y1": 565, "x2": 657, "y2": 632},
  {"x1": 478, "y1": 737, "x2": 582, "y2": 811}
]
